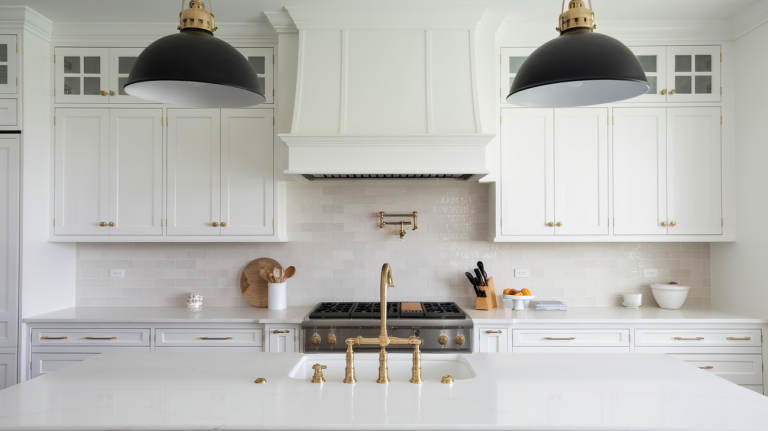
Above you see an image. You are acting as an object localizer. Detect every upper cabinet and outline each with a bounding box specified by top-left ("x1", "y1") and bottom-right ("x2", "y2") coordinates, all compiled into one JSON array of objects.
[
  {"x1": 625, "y1": 46, "x2": 720, "y2": 103},
  {"x1": 499, "y1": 48, "x2": 535, "y2": 103},
  {"x1": 0, "y1": 35, "x2": 17, "y2": 94},
  {"x1": 237, "y1": 48, "x2": 274, "y2": 104},
  {"x1": 108, "y1": 48, "x2": 146, "y2": 103}
]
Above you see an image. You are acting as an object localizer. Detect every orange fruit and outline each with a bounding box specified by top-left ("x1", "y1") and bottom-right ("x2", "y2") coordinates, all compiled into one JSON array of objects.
[
  {"x1": 503, "y1": 289, "x2": 512, "y2": 295},
  {"x1": 510, "y1": 289, "x2": 519, "y2": 295},
  {"x1": 521, "y1": 288, "x2": 531, "y2": 296}
]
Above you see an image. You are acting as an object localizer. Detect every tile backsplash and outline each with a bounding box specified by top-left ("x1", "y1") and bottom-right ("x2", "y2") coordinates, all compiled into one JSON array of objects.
[{"x1": 76, "y1": 180, "x2": 711, "y2": 308}]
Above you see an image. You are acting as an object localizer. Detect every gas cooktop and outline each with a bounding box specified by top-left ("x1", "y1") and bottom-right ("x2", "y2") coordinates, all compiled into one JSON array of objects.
[{"x1": 307, "y1": 301, "x2": 467, "y2": 320}]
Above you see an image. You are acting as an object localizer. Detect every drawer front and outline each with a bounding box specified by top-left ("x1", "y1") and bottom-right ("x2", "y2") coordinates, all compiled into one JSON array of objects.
[
  {"x1": 669, "y1": 354, "x2": 764, "y2": 385},
  {"x1": 30, "y1": 353, "x2": 98, "y2": 379},
  {"x1": 514, "y1": 347, "x2": 629, "y2": 353},
  {"x1": 635, "y1": 329, "x2": 762, "y2": 348},
  {"x1": 0, "y1": 99, "x2": 17, "y2": 127},
  {"x1": 32, "y1": 329, "x2": 150, "y2": 347},
  {"x1": 156, "y1": 329, "x2": 264, "y2": 347},
  {"x1": 513, "y1": 329, "x2": 630, "y2": 347}
]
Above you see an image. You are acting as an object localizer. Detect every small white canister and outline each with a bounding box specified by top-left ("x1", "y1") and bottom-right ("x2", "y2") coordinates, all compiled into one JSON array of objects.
[
  {"x1": 186, "y1": 292, "x2": 203, "y2": 310},
  {"x1": 268, "y1": 282, "x2": 287, "y2": 310}
]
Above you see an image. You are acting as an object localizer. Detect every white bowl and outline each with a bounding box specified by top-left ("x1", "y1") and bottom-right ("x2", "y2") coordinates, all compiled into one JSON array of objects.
[
  {"x1": 650, "y1": 283, "x2": 690, "y2": 309},
  {"x1": 502, "y1": 295, "x2": 534, "y2": 311}
]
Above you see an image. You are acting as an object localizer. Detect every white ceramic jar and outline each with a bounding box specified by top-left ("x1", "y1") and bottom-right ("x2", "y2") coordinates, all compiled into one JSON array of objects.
[
  {"x1": 650, "y1": 283, "x2": 690, "y2": 309},
  {"x1": 268, "y1": 282, "x2": 287, "y2": 310}
]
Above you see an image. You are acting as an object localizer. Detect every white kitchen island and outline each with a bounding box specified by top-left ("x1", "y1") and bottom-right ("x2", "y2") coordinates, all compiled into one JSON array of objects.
[{"x1": 0, "y1": 352, "x2": 766, "y2": 431}]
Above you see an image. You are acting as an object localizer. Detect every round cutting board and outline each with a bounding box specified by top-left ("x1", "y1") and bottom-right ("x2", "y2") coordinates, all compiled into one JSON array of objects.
[{"x1": 240, "y1": 258, "x2": 282, "y2": 307}]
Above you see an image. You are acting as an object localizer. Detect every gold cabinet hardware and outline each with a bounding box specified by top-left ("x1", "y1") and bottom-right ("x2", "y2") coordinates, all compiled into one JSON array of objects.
[
  {"x1": 200, "y1": 337, "x2": 233, "y2": 340},
  {"x1": 41, "y1": 336, "x2": 67, "y2": 340},
  {"x1": 311, "y1": 363, "x2": 327, "y2": 383},
  {"x1": 485, "y1": 330, "x2": 502, "y2": 334},
  {"x1": 726, "y1": 337, "x2": 751, "y2": 341},
  {"x1": 556, "y1": 222, "x2": 563, "y2": 227},
  {"x1": 211, "y1": 222, "x2": 219, "y2": 227},
  {"x1": 253, "y1": 378, "x2": 267, "y2": 384},
  {"x1": 547, "y1": 222, "x2": 554, "y2": 227},
  {"x1": 669, "y1": 89, "x2": 676, "y2": 95},
  {"x1": 669, "y1": 221, "x2": 676, "y2": 226},
  {"x1": 441, "y1": 375, "x2": 454, "y2": 384},
  {"x1": 544, "y1": 337, "x2": 576, "y2": 340},
  {"x1": 220, "y1": 222, "x2": 226, "y2": 227},
  {"x1": 86, "y1": 336, "x2": 117, "y2": 340},
  {"x1": 674, "y1": 337, "x2": 704, "y2": 340},
  {"x1": 455, "y1": 335, "x2": 465, "y2": 345},
  {"x1": 661, "y1": 221, "x2": 667, "y2": 226},
  {"x1": 273, "y1": 330, "x2": 289, "y2": 334},
  {"x1": 438, "y1": 335, "x2": 449, "y2": 345},
  {"x1": 310, "y1": 334, "x2": 321, "y2": 345},
  {"x1": 327, "y1": 335, "x2": 336, "y2": 345},
  {"x1": 99, "y1": 222, "x2": 107, "y2": 227},
  {"x1": 108, "y1": 222, "x2": 114, "y2": 227},
  {"x1": 661, "y1": 89, "x2": 667, "y2": 95},
  {"x1": 100, "y1": 90, "x2": 107, "y2": 96},
  {"x1": 698, "y1": 366, "x2": 714, "y2": 369},
  {"x1": 109, "y1": 91, "x2": 115, "y2": 96}
]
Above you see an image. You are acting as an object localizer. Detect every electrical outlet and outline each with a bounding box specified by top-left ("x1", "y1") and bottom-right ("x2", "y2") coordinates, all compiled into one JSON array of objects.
[
  {"x1": 110, "y1": 269, "x2": 125, "y2": 278},
  {"x1": 514, "y1": 269, "x2": 530, "y2": 278},
  {"x1": 643, "y1": 269, "x2": 658, "y2": 278}
]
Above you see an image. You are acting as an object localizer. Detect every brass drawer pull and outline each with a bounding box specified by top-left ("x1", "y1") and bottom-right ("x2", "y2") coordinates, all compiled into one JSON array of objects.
[
  {"x1": 485, "y1": 330, "x2": 502, "y2": 334},
  {"x1": 726, "y1": 337, "x2": 751, "y2": 341},
  {"x1": 699, "y1": 366, "x2": 714, "y2": 370},
  {"x1": 674, "y1": 337, "x2": 704, "y2": 340},
  {"x1": 41, "y1": 336, "x2": 68, "y2": 340},
  {"x1": 544, "y1": 337, "x2": 576, "y2": 340},
  {"x1": 273, "y1": 330, "x2": 290, "y2": 334},
  {"x1": 86, "y1": 337, "x2": 117, "y2": 340},
  {"x1": 200, "y1": 337, "x2": 233, "y2": 340}
]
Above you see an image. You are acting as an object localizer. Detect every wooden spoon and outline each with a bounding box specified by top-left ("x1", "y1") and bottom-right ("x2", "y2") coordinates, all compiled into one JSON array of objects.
[
  {"x1": 259, "y1": 268, "x2": 271, "y2": 283},
  {"x1": 273, "y1": 267, "x2": 282, "y2": 284},
  {"x1": 282, "y1": 266, "x2": 296, "y2": 282}
]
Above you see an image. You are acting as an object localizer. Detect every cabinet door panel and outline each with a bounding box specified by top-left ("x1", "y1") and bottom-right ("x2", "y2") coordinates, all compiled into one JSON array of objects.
[
  {"x1": 666, "y1": 46, "x2": 720, "y2": 103},
  {"x1": 500, "y1": 48, "x2": 535, "y2": 104},
  {"x1": 0, "y1": 35, "x2": 17, "y2": 94},
  {"x1": 55, "y1": 48, "x2": 109, "y2": 103},
  {"x1": 167, "y1": 109, "x2": 221, "y2": 236},
  {"x1": 500, "y1": 108, "x2": 554, "y2": 236},
  {"x1": 54, "y1": 109, "x2": 110, "y2": 235},
  {"x1": 0, "y1": 353, "x2": 16, "y2": 389},
  {"x1": 221, "y1": 109, "x2": 274, "y2": 236},
  {"x1": 554, "y1": 108, "x2": 609, "y2": 235},
  {"x1": 108, "y1": 48, "x2": 149, "y2": 104},
  {"x1": 626, "y1": 47, "x2": 666, "y2": 102},
  {"x1": 268, "y1": 328, "x2": 295, "y2": 353},
  {"x1": 0, "y1": 99, "x2": 17, "y2": 127},
  {"x1": 478, "y1": 328, "x2": 508, "y2": 353},
  {"x1": 0, "y1": 137, "x2": 18, "y2": 349},
  {"x1": 667, "y1": 107, "x2": 722, "y2": 235},
  {"x1": 237, "y1": 48, "x2": 274, "y2": 104},
  {"x1": 613, "y1": 108, "x2": 668, "y2": 235},
  {"x1": 108, "y1": 110, "x2": 163, "y2": 235}
]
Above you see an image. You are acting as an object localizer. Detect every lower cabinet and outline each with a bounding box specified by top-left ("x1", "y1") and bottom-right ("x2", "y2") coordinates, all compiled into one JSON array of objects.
[
  {"x1": 478, "y1": 328, "x2": 509, "y2": 353},
  {"x1": 155, "y1": 328, "x2": 263, "y2": 349},
  {"x1": 669, "y1": 354, "x2": 763, "y2": 387},
  {"x1": 266, "y1": 326, "x2": 299, "y2": 353},
  {"x1": 0, "y1": 353, "x2": 16, "y2": 389},
  {"x1": 30, "y1": 353, "x2": 98, "y2": 379}
]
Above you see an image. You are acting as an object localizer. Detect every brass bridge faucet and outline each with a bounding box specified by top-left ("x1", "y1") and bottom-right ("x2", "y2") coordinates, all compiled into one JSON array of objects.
[{"x1": 344, "y1": 263, "x2": 423, "y2": 384}]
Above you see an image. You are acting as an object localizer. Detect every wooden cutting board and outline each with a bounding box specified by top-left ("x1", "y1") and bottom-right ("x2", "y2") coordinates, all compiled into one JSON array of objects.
[{"x1": 240, "y1": 258, "x2": 282, "y2": 307}]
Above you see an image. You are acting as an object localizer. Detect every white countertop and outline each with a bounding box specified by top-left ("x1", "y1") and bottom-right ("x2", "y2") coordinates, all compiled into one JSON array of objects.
[
  {"x1": 467, "y1": 306, "x2": 768, "y2": 324},
  {"x1": 0, "y1": 352, "x2": 766, "y2": 430},
  {"x1": 22, "y1": 306, "x2": 314, "y2": 324}
]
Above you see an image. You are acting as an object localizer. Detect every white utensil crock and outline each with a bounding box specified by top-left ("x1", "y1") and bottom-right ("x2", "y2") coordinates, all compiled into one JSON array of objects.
[{"x1": 268, "y1": 282, "x2": 287, "y2": 310}]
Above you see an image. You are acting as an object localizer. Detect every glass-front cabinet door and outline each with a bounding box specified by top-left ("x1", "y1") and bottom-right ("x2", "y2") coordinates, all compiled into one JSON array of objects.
[
  {"x1": 0, "y1": 35, "x2": 17, "y2": 94},
  {"x1": 109, "y1": 48, "x2": 148, "y2": 103},
  {"x1": 626, "y1": 47, "x2": 667, "y2": 102},
  {"x1": 55, "y1": 48, "x2": 109, "y2": 103},
  {"x1": 500, "y1": 48, "x2": 535, "y2": 104},
  {"x1": 237, "y1": 48, "x2": 274, "y2": 104},
  {"x1": 666, "y1": 46, "x2": 720, "y2": 103}
]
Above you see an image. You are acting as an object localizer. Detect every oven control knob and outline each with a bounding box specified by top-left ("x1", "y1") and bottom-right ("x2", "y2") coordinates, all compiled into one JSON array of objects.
[
  {"x1": 310, "y1": 334, "x2": 321, "y2": 346},
  {"x1": 438, "y1": 335, "x2": 449, "y2": 345},
  {"x1": 327, "y1": 335, "x2": 336, "y2": 345},
  {"x1": 455, "y1": 335, "x2": 465, "y2": 345}
]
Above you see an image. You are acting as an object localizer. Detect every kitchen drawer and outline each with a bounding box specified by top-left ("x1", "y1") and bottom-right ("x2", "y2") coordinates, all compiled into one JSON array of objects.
[
  {"x1": 513, "y1": 329, "x2": 630, "y2": 347},
  {"x1": 514, "y1": 347, "x2": 630, "y2": 353},
  {"x1": 30, "y1": 353, "x2": 98, "y2": 379},
  {"x1": 635, "y1": 329, "x2": 762, "y2": 348},
  {"x1": 669, "y1": 354, "x2": 764, "y2": 385},
  {"x1": 156, "y1": 328, "x2": 264, "y2": 347},
  {"x1": 32, "y1": 329, "x2": 150, "y2": 347}
]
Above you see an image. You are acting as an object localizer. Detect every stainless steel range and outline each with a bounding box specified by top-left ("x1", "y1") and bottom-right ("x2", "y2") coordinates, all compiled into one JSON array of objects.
[{"x1": 301, "y1": 301, "x2": 473, "y2": 353}]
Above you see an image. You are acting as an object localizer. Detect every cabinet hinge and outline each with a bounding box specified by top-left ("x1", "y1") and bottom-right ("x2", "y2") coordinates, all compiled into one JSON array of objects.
[
  {"x1": 721, "y1": 116, "x2": 723, "y2": 124},
  {"x1": 16, "y1": 43, "x2": 18, "y2": 52},
  {"x1": 720, "y1": 53, "x2": 722, "y2": 62},
  {"x1": 30, "y1": 362, "x2": 32, "y2": 370},
  {"x1": 629, "y1": 334, "x2": 631, "y2": 342},
  {"x1": 161, "y1": 218, "x2": 163, "y2": 227},
  {"x1": 273, "y1": 117, "x2": 275, "y2": 126},
  {"x1": 272, "y1": 219, "x2": 274, "y2": 227},
  {"x1": 500, "y1": 54, "x2": 502, "y2": 64},
  {"x1": 272, "y1": 89, "x2": 275, "y2": 97},
  {"x1": 272, "y1": 55, "x2": 275, "y2": 64},
  {"x1": 54, "y1": 88, "x2": 56, "y2": 96},
  {"x1": 722, "y1": 218, "x2": 724, "y2": 226},
  {"x1": 53, "y1": 218, "x2": 55, "y2": 226},
  {"x1": 613, "y1": 218, "x2": 615, "y2": 226},
  {"x1": 500, "y1": 218, "x2": 502, "y2": 227},
  {"x1": 161, "y1": 116, "x2": 163, "y2": 126},
  {"x1": 720, "y1": 87, "x2": 722, "y2": 96},
  {"x1": 53, "y1": 117, "x2": 55, "y2": 125},
  {"x1": 166, "y1": 218, "x2": 168, "y2": 226}
]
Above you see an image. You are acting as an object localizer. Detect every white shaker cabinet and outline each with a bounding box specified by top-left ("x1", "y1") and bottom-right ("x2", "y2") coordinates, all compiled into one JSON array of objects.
[
  {"x1": 108, "y1": 48, "x2": 145, "y2": 103},
  {"x1": 0, "y1": 354, "x2": 16, "y2": 389},
  {"x1": 0, "y1": 136, "x2": 19, "y2": 350},
  {"x1": 55, "y1": 109, "x2": 163, "y2": 236},
  {"x1": 55, "y1": 48, "x2": 110, "y2": 104},
  {"x1": 666, "y1": 46, "x2": 720, "y2": 103},
  {"x1": 0, "y1": 35, "x2": 17, "y2": 94},
  {"x1": 627, "y1": 47, "x2": 667, "y2": 102},
  {"x1": 477, "y1": 328, "x2": 508, "y2": 353},
  {"x1": 267, "y1": 328, "x2": 297, "y2": 353},
  {"x1": 237, "y1": 48, "x2": 274, "y2": 104}
]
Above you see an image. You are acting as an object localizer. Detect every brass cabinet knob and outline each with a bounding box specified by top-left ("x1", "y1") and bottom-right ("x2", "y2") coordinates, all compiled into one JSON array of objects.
[
  {"x1": 455, "y1": 335, "x2": 465, "y2": 345},
  {"x1": 327, "y1": 335, "x2": 336, "y2": 345},
  {"x1": 669, "y1": 89, "x2": 676, "y2": 95},
  {"x1": 99, "y1": 222, "x2": 106, "y2": 227},
  {"x1": 108, "y1": 222, "x2": 114, "y2": 227},
  {"x1": 109, "y1": 91, "x2": 115, "y2": 96},
  {"x1": 661, "y1": 89, "x2": 667, "y2": 95},
  {"x1": 661, "y1": 221, "x2": 667, "y2": 226},
  {"x1": 211, "y1": 222, "x2": 219, "y2": 227},
  {"x1": 547, "y1": 222, "x2": 554, "y2": 227},
  {"x1": 556, "y1": 222, "x2": 563, "y2": 227},
  {"x1": 220, "y1": 222, "x2": 226, "y2": 227},
  {"x1": 100, "y1": 90, "x2": 107, "y2": 96},
  {"x1": 310, "y1": 334, "x2": 321, "y2": 346},
  {"x1": 437, "y1": 335, "x2": 449, "y2": 345},
  {"x1": 670, "y1": 221, "x2": 677, "y2": 226},
  {"x1": 253, "y1": 378, "x2": 267, "y2": 384}
]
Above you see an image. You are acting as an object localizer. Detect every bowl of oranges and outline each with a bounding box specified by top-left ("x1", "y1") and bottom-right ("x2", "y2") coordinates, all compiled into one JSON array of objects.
[{"x1": 502, "y1": 289, "x2": 533, "y2": 310}]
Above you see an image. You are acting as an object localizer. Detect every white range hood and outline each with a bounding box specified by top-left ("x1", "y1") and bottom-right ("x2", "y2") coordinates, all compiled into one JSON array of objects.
[{"x1": 278, "y1": 6, "x2": 495, "y2": 181}]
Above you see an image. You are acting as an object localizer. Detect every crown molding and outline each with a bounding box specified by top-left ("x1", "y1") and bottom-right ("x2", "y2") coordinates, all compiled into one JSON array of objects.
[
  {"x1": 732, "y1": 0, "x2": 768, "y2": 39},
  {"x1": 0, "y1": 6, "x2": 53, "y2": 41},
  {"x1": 50, "y1": 22, "x2": 276, "y2": 45},
  {"x1": 264, "y1": 10, "x2": 297, "y2": 34},
  {"x1": 285, "y1": 6, "x2": 489, "y2": 30}
]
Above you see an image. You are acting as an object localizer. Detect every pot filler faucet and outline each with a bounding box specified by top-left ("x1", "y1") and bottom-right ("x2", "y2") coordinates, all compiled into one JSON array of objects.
[{"x1": 344, "y1": 263, "x2": 424, "y2": 384}]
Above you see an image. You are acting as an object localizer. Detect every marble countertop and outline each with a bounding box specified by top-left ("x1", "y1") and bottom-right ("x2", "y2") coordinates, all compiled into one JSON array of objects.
[
  {"x1": 0, "y1": 351, "x2": 766, "y2": 430},
  {"x1": 22, "y1": 306, "x2": 314, "y2": 324}
]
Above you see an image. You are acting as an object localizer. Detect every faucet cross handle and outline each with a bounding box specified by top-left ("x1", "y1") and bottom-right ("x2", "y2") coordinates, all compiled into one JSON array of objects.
[{"x1": 311, "y1": 363, "x2": 327, "y2": 384}]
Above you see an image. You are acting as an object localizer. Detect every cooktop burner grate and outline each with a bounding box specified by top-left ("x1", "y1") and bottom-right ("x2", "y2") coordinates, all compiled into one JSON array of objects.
[
  {"x1": 307, "y1": 301, "x2": 467, "y2": 320},
  {"x1": 306, "y1": 302, "x2": 355, "y2": 319},
  {"x1": 350, "y1": 302, "x2": 400, "y2": 319}
]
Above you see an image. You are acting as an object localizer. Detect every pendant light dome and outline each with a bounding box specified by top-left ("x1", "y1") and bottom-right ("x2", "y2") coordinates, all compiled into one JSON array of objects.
[
  {"x1": 507, "y1": 0, "x2": 649, "y2": 108},
  {"x1": 124, "y1": 0, "x2": 265, "y2": 108}
]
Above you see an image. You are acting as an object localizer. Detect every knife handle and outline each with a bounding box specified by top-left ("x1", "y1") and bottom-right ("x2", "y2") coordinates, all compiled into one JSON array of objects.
[
  {"x1": 474, "y1": 268, "x2": 485, "y2": 286},
  {"x1": 478, "y1": 261, "x2": 488, "y2": 280}
]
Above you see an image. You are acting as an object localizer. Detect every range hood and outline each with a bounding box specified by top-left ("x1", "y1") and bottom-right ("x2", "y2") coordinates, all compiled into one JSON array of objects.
[{"x1": 278, "y1": 7, "x2": 494, "y2": 181}]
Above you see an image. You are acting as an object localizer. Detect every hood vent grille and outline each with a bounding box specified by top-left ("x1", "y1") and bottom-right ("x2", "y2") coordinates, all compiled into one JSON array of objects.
[{"x1": 302, "y1": 174, "x2": 474, "y2": 181}]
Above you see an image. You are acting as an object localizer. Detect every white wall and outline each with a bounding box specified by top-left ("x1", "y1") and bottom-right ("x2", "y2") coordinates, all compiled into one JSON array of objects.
[
  {"x1": 710, "y1": 22, "x2": 768, "y2": 317},
  {"x1": 20, "y1": 29, "x2": 76, "y2": 317}
]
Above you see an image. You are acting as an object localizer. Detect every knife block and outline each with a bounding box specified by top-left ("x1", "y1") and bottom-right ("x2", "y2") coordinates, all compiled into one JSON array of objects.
[{"x1": 475, "y1": 276, "x2": 497, "y2": 310}]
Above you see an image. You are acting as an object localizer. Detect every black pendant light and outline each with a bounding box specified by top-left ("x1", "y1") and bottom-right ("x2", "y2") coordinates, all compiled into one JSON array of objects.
[
  {"x1": 124, "y1": 0, "x2": 265, "y2": 108},
  {"x1": 507, "y1": 0, "x2": 649, "y2": 108}
]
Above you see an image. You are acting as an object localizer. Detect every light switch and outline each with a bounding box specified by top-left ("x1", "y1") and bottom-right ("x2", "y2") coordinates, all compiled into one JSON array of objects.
[
  {"x1": 514, "y1": 269, "x2": 530, "y2": 278},
  {"x1": 110, "y1": 269, "x2": 125, "y2": 278},
  {"x1": 643, "y1": 269, "x2": 658, "y2": 278}
]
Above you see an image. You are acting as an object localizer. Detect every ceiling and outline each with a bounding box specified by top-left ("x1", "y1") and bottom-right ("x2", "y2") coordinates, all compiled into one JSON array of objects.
[{"x1": 0, "y1": 0, "x2": 761, "y2": 24}]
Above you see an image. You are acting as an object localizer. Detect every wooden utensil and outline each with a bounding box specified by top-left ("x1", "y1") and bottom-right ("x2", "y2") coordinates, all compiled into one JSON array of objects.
[
  {"x1": 273, "y1": 267, "x2": 282, "y2": 284},
  {"x1": 240, "y1": 258, "x2": 282, "y2": 307},
  {"x1": 282, "y1": 266, "x2": 296, "y2": 282}
]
